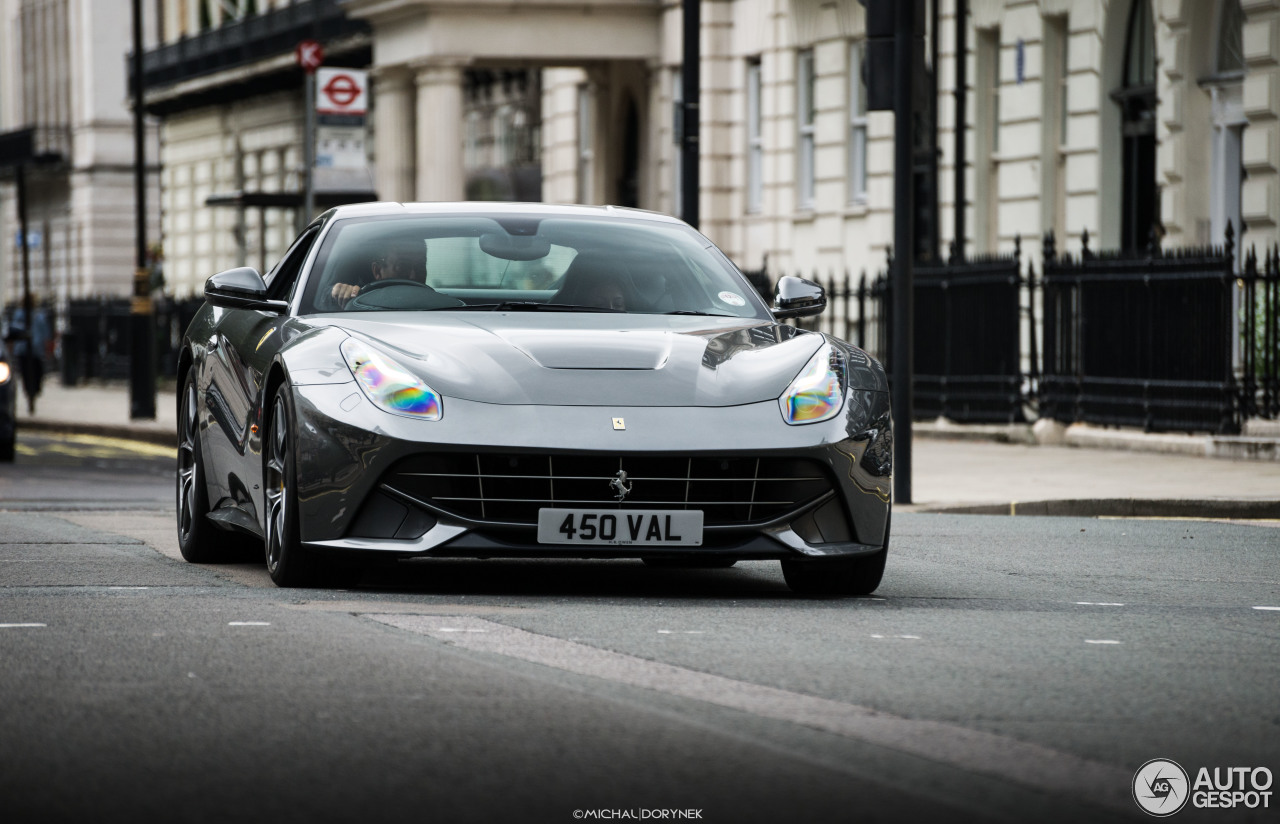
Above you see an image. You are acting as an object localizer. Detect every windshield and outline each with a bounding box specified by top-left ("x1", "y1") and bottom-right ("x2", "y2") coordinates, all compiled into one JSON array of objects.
[{"x1": 297, "y1": 214, "x2": 770, "y2": 319}]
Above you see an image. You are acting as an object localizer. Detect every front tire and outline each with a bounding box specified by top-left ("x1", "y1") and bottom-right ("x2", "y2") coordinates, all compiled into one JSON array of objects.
[
  {"x1": 263, "y1": 383, "x2": 316, "y2": 587},
  {"x1": 780, "y1": 511, "x2": 890, "y2": 596},
  {"x1": 176, "y1": 372, "x2": 228, "y2": 562}
]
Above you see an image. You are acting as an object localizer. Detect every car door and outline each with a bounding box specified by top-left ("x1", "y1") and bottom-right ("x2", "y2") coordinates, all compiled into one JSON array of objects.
[{"x1": 202, "y1": 225, "x2": 321, "y2": 516}]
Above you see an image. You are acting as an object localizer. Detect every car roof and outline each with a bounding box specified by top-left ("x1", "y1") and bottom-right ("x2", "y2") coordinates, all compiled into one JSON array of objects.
[{"x1": 321, "y1": 201, "x2": 686, "y2": 226}]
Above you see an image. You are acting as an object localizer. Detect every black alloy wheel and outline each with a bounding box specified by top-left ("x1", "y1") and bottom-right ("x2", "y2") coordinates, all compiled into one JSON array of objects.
[
  {"x1": 263, "y1": 384, "x2": 316, "y2": 587},
  {"x1": 176, "y1": 372, "x2": 225, "y2": 562},
  {"x1": 780, "y1": 511, "x2": 890, "y2": 596}
]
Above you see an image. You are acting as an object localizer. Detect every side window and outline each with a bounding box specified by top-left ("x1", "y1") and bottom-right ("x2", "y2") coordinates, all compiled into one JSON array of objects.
[{"x1": 264, "y1": 227, "x2": 321, "y2": 301}]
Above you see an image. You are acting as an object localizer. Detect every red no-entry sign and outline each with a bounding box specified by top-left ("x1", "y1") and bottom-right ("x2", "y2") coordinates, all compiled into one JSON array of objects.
[{"x1": 295, "y1": 40, "x2": 324, "y2": 74}]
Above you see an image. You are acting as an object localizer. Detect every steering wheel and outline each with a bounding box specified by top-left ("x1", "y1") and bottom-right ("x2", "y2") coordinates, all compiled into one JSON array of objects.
[{"x1": 356, "y1": 278, "x2": 427, "y2": 294}]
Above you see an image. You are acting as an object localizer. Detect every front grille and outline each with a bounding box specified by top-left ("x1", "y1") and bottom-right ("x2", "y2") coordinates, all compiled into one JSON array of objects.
[{"x1": 382, "y1": 453, "x2": 835, "y2": 527}]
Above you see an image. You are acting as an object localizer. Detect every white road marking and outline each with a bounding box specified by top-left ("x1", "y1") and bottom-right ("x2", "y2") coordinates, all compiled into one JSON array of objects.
[
  {"x1": 109, "y1": 586, "x2": 150, "y2": 590},
  {"x1": 1084, "y1": 640, "x2": 1122, "y2": 645},
  {"x1": 870, "y1": 634, "x2": 885, "y2": 638},
  {"x1": 0, "y1": 623, "x2": 46, "y2": 628},
  {"x1": 368, "y1": 614, "x2": 1132, "y2": 812},
  {"x1": 227, "y1": 621, "x2": 271, "y2": 626},
  {"x1": 898, "y1": 635, "x2": 921, "y2": 640},
  {"x1": 436, "y1": 627, "x2": 488, "y2": 633},
  {"x1": 1075, "y1": 602, "x2": 1125, "y2": 606},
  {"x1": 1253, "y1": 606, "x2": 1280, "y2": 611}
]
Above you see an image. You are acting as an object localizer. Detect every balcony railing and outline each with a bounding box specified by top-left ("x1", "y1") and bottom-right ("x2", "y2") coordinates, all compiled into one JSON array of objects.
[{"x1": 137, "y1": 0, "x2": 370, "y2": 94}]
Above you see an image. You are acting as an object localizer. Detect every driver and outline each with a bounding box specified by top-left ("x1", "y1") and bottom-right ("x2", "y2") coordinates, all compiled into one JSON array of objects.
[{"x1": 331, "y1": 240, "x2": 427, "y2": 307}]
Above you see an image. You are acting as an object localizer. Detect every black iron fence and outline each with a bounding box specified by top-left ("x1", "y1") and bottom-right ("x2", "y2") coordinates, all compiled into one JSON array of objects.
[
  {"x1": 750, "y1": 227, "x2": 1279, "y2": 433},
  {"x1": 1041, "y1": 229, "x2": 1246, "y2": 433},
  {"x1": 898, "y1": 240, "x2": 1028, "y2": 423},
  {"x1": 59, "y1": 297, "x2": 204, "y2": 384},
  {"x1": 6, "y1": 237, "x2": 1277, "y2": 435},
  {"x1": 1242, "y1": 245, "x2": 1280, "y2": 423}
]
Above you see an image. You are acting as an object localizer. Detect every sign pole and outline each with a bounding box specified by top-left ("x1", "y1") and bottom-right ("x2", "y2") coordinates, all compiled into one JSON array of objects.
[
  {"x1": 681, "y1": 0, "x2": 700, "y2": 229},
  {"x1": 891, "y1": 0, "x2": 915, "y2": 504},
  {"x1": 294, "y1": 39, "x2": 324, "y2": 231},
  {"x1": 129, "y1": 0, "x2": 155, "y2": 420},
  {"x1": 304, "y1": 69, "x2": 316, "y2": 228}
]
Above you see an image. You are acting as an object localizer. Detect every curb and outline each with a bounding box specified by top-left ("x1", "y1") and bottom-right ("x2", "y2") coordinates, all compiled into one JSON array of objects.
[
  {"x1": 914, "y1": 419, "x2": 1280, "y2": 462},
  {"x1": 904, "y1": 498, "x2": 1280, "y2": 519},
  {"x1": 17, "y1": 419, "x2": 177, "y2": 448}
]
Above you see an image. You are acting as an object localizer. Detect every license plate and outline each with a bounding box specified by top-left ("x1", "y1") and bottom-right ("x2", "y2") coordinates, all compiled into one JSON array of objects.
[{"x1": 536, "y1": 509, "x2": 703, "y2": 546}]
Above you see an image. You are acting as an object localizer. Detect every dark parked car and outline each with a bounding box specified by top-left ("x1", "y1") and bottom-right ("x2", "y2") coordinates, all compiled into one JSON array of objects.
[{"x1": 177, "y1": 203, "x2": 893, "y2": 594}]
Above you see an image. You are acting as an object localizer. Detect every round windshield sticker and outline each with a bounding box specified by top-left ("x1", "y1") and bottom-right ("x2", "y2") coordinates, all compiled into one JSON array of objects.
[{"x1": 718, "y1": 291, "x2": 746, "y2": 307}]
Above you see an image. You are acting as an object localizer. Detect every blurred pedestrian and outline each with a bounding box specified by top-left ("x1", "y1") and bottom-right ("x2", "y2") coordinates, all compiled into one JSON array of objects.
[{"x1": 10, "y1": 305, "x2": 50, "y2": 414}]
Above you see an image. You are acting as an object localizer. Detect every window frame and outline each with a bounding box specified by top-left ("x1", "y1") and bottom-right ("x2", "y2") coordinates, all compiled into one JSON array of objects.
[
  {"x1": 746, "y1": 57, "x2": 763, "y2": 214},
  {"x1": 797, "y1": 49, "x2": 816, "y2": 211},
  {"x1": 848, "y1": 41, "x2": 868, "y2": 205}
]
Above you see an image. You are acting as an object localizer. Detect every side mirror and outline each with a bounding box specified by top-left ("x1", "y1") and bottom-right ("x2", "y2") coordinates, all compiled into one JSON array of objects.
[
  {"x1": 204, "y1": 267, "x2": 289, "y2": 314},
  {"x1": 772, "y1": 276, "x2": 826, "y2": 319}
]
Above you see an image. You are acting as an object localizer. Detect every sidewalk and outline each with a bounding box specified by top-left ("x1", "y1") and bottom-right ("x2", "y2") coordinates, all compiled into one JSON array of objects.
[
  {"x1": 14, "y1": 379, "x2": 1280, "y2": 519},
  {"x1": 16, "y1": 379, "x2": 177, "y2": 447}
]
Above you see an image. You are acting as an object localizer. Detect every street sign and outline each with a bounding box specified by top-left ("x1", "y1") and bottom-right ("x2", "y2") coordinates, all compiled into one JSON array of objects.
[
  {"x1": 316, "y1": 68, "x2": 368, "y2": 116},
  {"x1": 294, "y1": 40, "x2": 324, "y2": 74}
]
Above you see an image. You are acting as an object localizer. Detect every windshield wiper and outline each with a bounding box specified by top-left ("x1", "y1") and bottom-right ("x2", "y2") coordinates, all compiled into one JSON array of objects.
[
  {"x1": 664, "y1": 310, "x2": 737, "y2": 318},
  {"x1": 447, "y1": 301, "x2": 624, "y2": 313}
]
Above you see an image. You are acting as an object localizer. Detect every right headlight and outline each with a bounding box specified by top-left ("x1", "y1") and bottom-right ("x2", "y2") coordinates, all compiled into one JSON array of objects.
[
  {"x1": 0, "y1": 361, "x2": 10, "y2": 385},
  {"x1": 340, "y1": 338, "x2": 442, "y2": 420},
  {"x1": 779, "y1": 344, "x2": 846, "y2": 425}
]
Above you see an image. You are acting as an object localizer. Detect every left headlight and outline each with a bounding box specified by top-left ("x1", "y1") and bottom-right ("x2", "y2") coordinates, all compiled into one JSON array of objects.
[
  {"x1": 0, "y1": 361, "x2": 10, "y2": 385},
  {"x1": 341, "y1": 338, "x2": 442, "y2": 420},
  {"x1": 779, "y1": 344, "x2": 846, "y2": 425}
]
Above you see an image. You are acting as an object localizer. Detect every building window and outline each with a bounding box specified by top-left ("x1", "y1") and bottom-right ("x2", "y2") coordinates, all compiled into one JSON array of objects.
[
  {"x1": 576, "y1": 84, "x2": 593, "y2": 204},
  {"x1": 797, "y1": 49, "x2": 816, "y2": 210},
  {"x1": 975, "y1": 28, "x2": 1001, "y2": 252},
  {"x1": 746, "y1": 58, "x2": 762, "y2": 213},
  {"x1": 1115, "y1": 0, "x2": 1156, "y2": 252},
  {"x1": 494, "y1": 105, "x2": 512, "y2": 167},
  {"x1": 848, "y1": 42, "x2": 868, "y2": 204},
  {"x1": 1041, "y1": 16, "x2": 1068, "y2": 243},
  {"x1": 1217, "y1": 0, "x2": 1245, "y2": 73},
  {"x1": 464, "y1": 111, "x2": 480, "y2": 170},
  {"x1": 672, "y1": 68, "x2": 683, "y2": 218},
  {"x1": 1209, "y1": 0, "x2": 1245, "y2": 248}
]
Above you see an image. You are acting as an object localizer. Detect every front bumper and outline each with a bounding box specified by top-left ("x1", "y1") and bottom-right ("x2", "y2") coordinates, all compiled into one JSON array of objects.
[{"x1": 290, "y1": 381, "x2": 892, "y2": 560}]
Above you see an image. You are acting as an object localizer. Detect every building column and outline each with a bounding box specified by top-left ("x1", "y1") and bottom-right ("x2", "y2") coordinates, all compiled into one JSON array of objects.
[
  {"x1": 373, "y1": 66, "x2": 415, "y2": 203},
  {"x1": 414, "y1": 61, "x2": 466, "y2": 201}
]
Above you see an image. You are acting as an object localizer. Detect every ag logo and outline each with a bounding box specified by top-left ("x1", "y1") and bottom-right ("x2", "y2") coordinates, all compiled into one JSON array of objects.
[{"x1": 1134, "y1": 759, "x2": 1190, "y2": 816}]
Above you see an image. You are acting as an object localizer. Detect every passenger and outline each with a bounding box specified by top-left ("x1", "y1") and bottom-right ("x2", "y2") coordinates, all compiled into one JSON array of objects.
[{"x1": 579, "y1": 276, "x2": 629, "y2": 311}]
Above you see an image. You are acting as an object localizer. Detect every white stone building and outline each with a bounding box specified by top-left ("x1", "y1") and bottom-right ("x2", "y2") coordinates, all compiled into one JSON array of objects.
[
  {"x1": 142, "y1": 0, "x2": 373, "y2": 297},
  {"x1": 350, "y1": 0, "x2": 1278, "y2": 281},
  {"x1": 0, "y1": 0, "x2": 160, "y2": 305},
  {"x1": 137, "y1": 0, "x2": 1280, "y2": 297}
]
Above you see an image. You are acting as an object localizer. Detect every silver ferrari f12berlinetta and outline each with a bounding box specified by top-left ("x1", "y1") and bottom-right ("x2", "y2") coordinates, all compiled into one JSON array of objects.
[{"x1": 176, "y1": 202, "x2": 892, "y2": 594}]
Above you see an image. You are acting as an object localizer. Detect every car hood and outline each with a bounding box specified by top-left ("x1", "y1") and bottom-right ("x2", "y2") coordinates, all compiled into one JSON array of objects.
[{"x1": 313, "y1": 313, "x2": 825, "y2": 407}]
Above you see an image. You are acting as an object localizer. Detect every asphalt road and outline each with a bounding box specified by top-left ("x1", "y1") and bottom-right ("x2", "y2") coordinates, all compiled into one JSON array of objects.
[{"x1": 1, "y1": 433, "x2": 1278, "y2": 823}]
